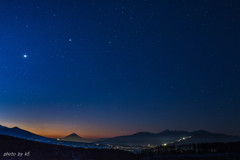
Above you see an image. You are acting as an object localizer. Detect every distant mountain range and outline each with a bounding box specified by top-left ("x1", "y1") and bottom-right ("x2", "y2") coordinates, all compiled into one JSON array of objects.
[
  {"x1": 0, "y1": 125, "x2": 102, "y2": 149},
  {"x1": 97, "y1": 130, "x2": 240, "y2": 146},
  {"x1": 1, "y1": 125, "x2": 240, "y2": 146},
  {"x1": 60, "y1": 133, "x2": 89, "y2": 142},
  {"x1": 0, "y1": 125, "x2": 89, "y2": 143}
]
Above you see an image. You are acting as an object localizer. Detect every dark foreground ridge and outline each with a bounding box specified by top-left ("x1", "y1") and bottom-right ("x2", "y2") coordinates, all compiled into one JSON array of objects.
[
  {"x1": 0, "y1": 135, "x2": 136, "y2": 160},
  {"x1": 1, "y1": 135, "x2": 240, "y2": 160}
]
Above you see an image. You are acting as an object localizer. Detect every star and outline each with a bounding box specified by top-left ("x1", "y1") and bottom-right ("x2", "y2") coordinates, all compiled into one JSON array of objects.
[{"x1": 23, "y1": 54, "x2": 28, "y2": 58}]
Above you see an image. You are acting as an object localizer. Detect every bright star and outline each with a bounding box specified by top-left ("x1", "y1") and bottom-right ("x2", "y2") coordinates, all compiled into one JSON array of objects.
[{"x1": 23, "y1": 54, "x2": 28, "y2": 58}]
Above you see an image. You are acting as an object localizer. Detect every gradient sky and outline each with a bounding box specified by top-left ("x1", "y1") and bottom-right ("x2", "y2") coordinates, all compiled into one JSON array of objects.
[{"x1": 0, "y1": 0, "x2": 240, "y2": 139}]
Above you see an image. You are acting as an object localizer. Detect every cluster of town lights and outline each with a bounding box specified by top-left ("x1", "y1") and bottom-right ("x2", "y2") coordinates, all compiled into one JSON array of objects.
[{"x1": 161, "y1": 136, "x2": 192, "y2": 147}]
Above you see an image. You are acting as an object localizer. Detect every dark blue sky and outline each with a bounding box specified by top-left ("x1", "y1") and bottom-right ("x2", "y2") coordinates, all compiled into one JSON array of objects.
[{"x1": 0, "y1": 0, "x2": 240, "y2": 138}]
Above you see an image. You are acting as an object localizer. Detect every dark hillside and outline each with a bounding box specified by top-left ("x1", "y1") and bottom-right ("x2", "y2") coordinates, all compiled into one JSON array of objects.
[{"x1": 0, "y1": 135, "x2": 136, "y2": 160}]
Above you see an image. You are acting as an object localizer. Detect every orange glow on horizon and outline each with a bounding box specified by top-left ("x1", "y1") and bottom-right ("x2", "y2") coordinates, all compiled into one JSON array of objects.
[
  {"x1": 0, "y1": 121, "x2": 130, "y2": 139},
  {"x1": 36, "y1": 129, "x2": 126, "y2": 139},
  {"x1": 39, "y1": 133, "x2": 105, "y2": 140}
]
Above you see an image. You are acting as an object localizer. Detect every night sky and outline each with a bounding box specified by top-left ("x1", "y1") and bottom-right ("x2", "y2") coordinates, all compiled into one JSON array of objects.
[{"x1": 0, "y1": 0, "x2": 240, "y2": 138}]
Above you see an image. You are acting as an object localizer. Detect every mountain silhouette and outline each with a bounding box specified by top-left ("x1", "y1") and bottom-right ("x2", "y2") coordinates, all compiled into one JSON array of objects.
[
  {"x1": 97, "y1": 130, "x2": 240, "y2": 146},
  {"x1": 0, "y1": 125, "x2": 54, "y2": 143},
  {"x1": 60, "y1": 133, "x2": 88, "y2": 142}
]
